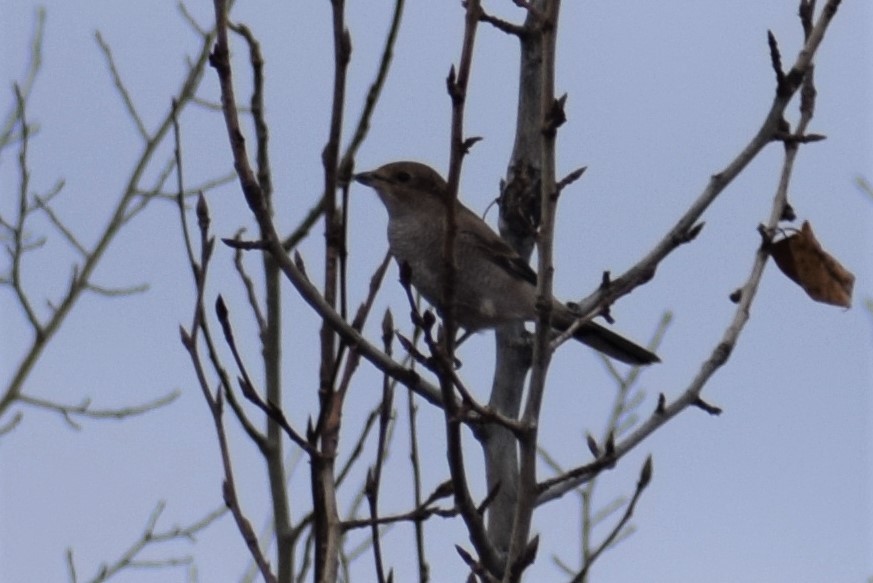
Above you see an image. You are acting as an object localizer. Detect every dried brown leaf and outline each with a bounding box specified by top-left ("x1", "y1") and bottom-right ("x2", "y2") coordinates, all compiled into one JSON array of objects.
[{"x1": 769, "y1": 220, "x2": 854, "y2": 307}]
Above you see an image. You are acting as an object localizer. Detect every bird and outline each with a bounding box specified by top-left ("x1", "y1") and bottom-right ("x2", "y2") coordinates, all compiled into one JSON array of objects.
[{"x1": 354, "y1": 161, "x2": 659, "y2": 365}]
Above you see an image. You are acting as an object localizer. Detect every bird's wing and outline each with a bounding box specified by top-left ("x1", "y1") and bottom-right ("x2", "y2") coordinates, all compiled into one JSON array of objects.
[{"x1": 457, "y1": 208, "x2": 538, "y2": 286}]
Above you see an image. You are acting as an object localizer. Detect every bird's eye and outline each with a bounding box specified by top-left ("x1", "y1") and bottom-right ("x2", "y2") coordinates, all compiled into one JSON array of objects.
[{"x1": 394, "y1": 170, "x2": 412, "y2": 183}]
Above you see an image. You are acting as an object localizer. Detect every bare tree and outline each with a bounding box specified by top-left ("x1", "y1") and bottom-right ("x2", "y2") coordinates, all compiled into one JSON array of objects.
[
  {"x1": 3, "y1": 1, "x2": 860, "y2": 582},
  {"x1": 179, "y1": 0, "x2": 849, "y2": 581}
]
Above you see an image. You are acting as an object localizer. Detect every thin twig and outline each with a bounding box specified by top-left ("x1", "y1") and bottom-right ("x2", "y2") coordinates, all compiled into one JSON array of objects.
[
  {"x1": 68, "y1": 502, "x2": 226, "y2": 583},
  {"x1": 477, "y1": 7, "x2": 527, "y2": 37},
  {"x1": 18, "y1": 390, "x2": 179, "y2": 430},
  {"x1": 95, "y1": 31, "x2": 149, "y2": 141},
  {"x1": 365, "y1": 317, "x2": 396, "y2": 582},
  {"x1": 0, "y1": 8, "x2": 45, "y2": 148},
  {"x1": 230, "y1": 230, "x2": 267, "y2": 334},
  {"x1": 11, "y1": 85, "x2": 43, "y2": 335},
  {"x1": 570, "y1": 458, "x2": 652, "y2": 582},
  {"x1": 406, "y1": 383, "x2": 430, "y2": 582}
]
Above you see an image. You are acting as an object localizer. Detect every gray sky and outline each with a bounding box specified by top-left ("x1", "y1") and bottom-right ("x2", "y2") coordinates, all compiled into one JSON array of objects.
[{"x1": 2, "y1": 1, "x2": 871, "y2": 582}]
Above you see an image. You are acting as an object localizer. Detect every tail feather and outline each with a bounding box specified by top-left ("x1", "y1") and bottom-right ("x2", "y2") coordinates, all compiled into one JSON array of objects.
[
  {"x1": 552, "y1": 304, "x2": 660, "y2": 365},
  {"x1": 573, "y1": 320, "x2": 660, "y2": 365}
]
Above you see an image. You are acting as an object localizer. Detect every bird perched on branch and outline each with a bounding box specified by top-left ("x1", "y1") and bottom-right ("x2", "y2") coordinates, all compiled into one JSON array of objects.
[{"x1": 354, "y1": 161, "x2": 658, "y2": 366}]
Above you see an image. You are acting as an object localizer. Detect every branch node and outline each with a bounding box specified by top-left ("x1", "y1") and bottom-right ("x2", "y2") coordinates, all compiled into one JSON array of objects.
[
  {"x1": 655, "y1": 393, "x2": 666, "y2": 415},
  {"x1": 586, "y1": 432, "x2": 600, "y2": 457},
  {"x1": 639, "y1": 455, "x2": 654, "y2": 489},
  {"x1": 692, "y1": 397, "x2": 723, "y2": 416},
  {"x1": 767, "y1": 30, "x2": 787, "y2": 94},
  {"x1": 542, "y1": 93, "x2": 567, "y2": 135}
]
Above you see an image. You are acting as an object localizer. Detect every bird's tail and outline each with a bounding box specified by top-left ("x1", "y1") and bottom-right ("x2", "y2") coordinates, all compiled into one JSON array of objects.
[{"x1": 552, "y1": 305, "x2": 660, "y2": 366}]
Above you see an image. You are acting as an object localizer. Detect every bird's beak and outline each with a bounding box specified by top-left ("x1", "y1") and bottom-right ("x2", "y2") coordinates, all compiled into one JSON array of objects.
[{"x1": 354, "y1": 171, "x2": 377, "y2": 186}]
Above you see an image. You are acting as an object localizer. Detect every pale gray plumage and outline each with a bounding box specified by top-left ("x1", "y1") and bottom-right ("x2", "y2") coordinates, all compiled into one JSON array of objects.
[{"x1": 355, "y1": 161, "x2": 659, "y2": 365}]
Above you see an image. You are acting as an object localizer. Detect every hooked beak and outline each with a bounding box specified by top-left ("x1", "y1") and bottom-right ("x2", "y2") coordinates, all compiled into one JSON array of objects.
[{"x1": 354, "y1": 170, "x2": 378, "y2": 186}]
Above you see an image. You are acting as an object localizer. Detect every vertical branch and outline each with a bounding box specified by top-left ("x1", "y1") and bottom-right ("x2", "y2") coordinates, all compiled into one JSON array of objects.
[
  {"x1": 525, "y1": 0, "x2": 561, "y2": 423},
  {"x1": 311, "y1": 1, "x2": 351, "y2": 580},
  {"x1": 444, "y1": 0, "x2": 480, "y2": 197},
  {"x1": 442, "y1": 0, "x2": 482, "y2": 344},
  {"x1": 365, "y1": 311, "x2": 397, "y2": 583},
  {"x1": 262, "y1": 106, "x2": 292, "y2": 583},
  {"x1": 406, "y1": 387, "x2": 430, "y2": 582},
  {"x1": 320, "y1": 0, "x2": 351, "y2": 340},
  {"x1": 228, "y1": 23, "x2": 294, "y2": 583},
  {"x1": 482, "y1": 0, "x2": 544, "y2": 555},
  {"x1": 439, "y1": 0, "x2": 504, "y2": 577},
  {"x1": 506, "y1": 0, "x2": 562, "y2": 578}
]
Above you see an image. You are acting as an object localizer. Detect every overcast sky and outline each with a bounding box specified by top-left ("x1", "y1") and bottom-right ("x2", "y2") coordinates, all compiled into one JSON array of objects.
[{"x1": 2, "y1": 2, "x2": 871, "y2": 582}]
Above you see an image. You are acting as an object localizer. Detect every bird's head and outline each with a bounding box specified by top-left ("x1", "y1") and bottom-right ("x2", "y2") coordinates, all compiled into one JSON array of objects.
[{"x1": 355, "y1": 161, "x2": 448, "y2": 215}]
